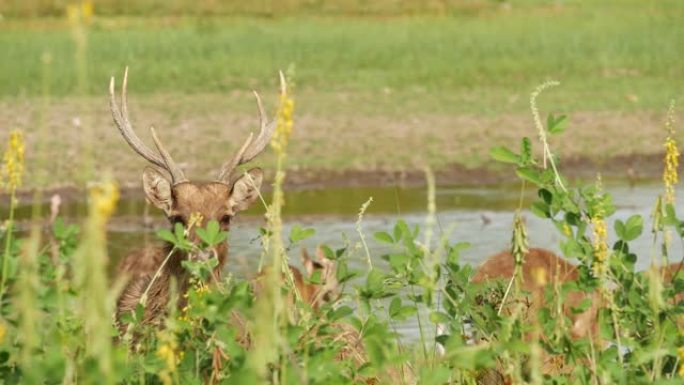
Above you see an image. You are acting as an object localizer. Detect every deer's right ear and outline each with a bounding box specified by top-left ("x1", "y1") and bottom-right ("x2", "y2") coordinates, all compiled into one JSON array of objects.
[
  {"x1": 228, "y1": 167, "x2": 263, "y2": 213},
  {"x1": 142, "y1": 167, "x2": 173, "y2": 213}
]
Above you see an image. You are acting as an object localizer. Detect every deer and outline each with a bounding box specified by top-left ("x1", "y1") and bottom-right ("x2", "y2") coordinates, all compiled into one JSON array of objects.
[
  {"x1": 109, "y1": 68, "x2": 290, "y2": 331},
  {"x1": 110, "y1": 69, "x2": 342, "y2": 334},
  {"x1": 251, "y1": 247, "x2": 339, "y2": 311},
  {"x1": 467, "y1": 248, "x2": 601, "y2": 380},
  {"x1": 470, "y1": 248, "x2": 600, "y2": 340},
  {"x1": 470, "y1": 248, "x2": 683, "y2": 381},
  {"x1": 472, "y1": 249, "x2": 683, "y2": 337}
]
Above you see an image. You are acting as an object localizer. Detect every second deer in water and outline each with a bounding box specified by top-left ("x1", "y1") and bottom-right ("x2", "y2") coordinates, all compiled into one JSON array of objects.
[
  {"x1": 472, "y1": 248, "x2": 683, "y2": 339},
  {"x1": 471, "y1": 248, "x2": 600, "y2": 340},
  {"x1": 251, "y1": 247, "x2": 339, "y2": 311}
]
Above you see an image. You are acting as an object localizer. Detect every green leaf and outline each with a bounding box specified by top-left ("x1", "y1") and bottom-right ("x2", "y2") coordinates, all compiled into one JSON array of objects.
[
  {"x1": 174, "y1": 222, "x2": 185, "y2": 241},
  {"x1": 615, "y1": 215, "x2": 643, "y2": 242},
  {"x1": 289, "y1": 225, "x2": 315, "y2": 243},
  {"x1": 389, "y1": 298, "x2": 417, "y2": 320},
  {"x1": 429, "y1": 311, "x2": 451, "y2": 324},
  {"x1": 538, "y1": 188, "x2": 553, "y2": 204},
  {"x1": 520, "y1": 137, "x2": 533, "y2": 165},
  {"x1": 156, "y1": 229, "x2": 177, "y2": 244},
  {"x1": 387, "y1": 254, "x2": 410, "y2": 271},
  {"x1": 196, "y1": 220, "x2": 228, "y2": 246},
  {"x1": 365, "y1": 269, "x2": 385, "y2": 294},
  {"x1": 530, "y1": 201, "x2": 550, "y2": 218},
  {"x1": 320, "y1": 244, "x2": 335, "y2": 260},
  {"x1": 489, "y1": 146, "x2": 519, "y2": 164},
  {"x1": 373, "y1": 231, "x2": 394, "y2": 244},
  {"x1": 664, "y1": 204, "x2": 678, "y2": 226},
  {"x1": 547, "y1": 113, "x2": 567, "y2": 134},
  {"x1": 329, "y1": 306, "x2": 353, "y2": 321},
  {"x1": 394, "y1": 220, "x2": 409, "y2": 241},
  {"x1": 516, "y1": 166, "x2": 544, "y2": 186},
  {"x1": 389, "y1": 297, "x2": 401, "y2": 317},
  {"x1": 419, "y1": 366, "x2": 451, "y2": 385},
  {"x1": 207, "y1": 219, "x2": 219, "y2": 236}
]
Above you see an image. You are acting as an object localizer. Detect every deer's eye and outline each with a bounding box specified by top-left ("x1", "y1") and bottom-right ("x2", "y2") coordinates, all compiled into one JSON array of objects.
[
  {"x1": 169, "y1": 215, "x2": 185, "y2": 226},
  {"x1": 220, "y1": 215, "x2": 232, "y2": 225}
]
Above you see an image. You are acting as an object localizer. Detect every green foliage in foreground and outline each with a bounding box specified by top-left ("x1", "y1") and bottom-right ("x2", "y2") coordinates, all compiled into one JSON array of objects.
[{"x1": 0, "y1": 95, "x2": 682, "y2": 383}]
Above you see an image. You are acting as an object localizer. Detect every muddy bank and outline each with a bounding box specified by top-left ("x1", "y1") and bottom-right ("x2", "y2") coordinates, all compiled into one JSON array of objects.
[
  {"x1": 2, "y1": 152, "x2": 665, "y2": 207},
  {"x1": 285, "y1": 152, "x2": 663, "y2": 190}
]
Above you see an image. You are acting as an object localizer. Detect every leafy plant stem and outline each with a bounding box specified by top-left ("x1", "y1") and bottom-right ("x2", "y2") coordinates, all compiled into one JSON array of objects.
[{"x1": 0, "y1": 188, "x2": 17, "y2": 303}]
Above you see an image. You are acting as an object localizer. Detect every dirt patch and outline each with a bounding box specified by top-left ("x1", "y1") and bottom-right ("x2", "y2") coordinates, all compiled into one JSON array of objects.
[{"x1": 0, "y1": 93, "x2": 678, "y2": 195}]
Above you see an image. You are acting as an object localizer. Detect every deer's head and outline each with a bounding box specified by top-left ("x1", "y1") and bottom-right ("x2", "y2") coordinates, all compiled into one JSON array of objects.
[
  {"x1": 301, "y1": 247, "x2": 339, "y2": 308},
  {"x1": 110, "y1": 68, "x2": 276, "y2": 255}
]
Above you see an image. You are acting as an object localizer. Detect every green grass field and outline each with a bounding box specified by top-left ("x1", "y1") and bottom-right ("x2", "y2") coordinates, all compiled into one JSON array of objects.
[
  {"x1": 2, "y1": 1, "x2": 683, "y2": 109},
  {"x1": 1, "y1": 0, "x2": 683, "y2": 189}
]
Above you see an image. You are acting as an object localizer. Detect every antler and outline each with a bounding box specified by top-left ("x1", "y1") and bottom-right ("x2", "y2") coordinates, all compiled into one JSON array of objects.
[
  {"x1": 109, "y1": 67, "x2": 188, "y2": 184},
  {"x1": 216, "y1": 71, "x2": 285, "y2": 184}
]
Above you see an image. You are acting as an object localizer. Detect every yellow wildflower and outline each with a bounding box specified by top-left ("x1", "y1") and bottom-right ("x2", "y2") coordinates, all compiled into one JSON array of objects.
[
  {"x1": 591, "y1": 176, "x2": 610, "y2": 279},
  {"x1": 592, "y1": 216, "x2": 609, "y2": 278},
  {"x1": 195, "y1": 281, "x2": 209, "y2": 295},
  {"x1": 156, "y1": 334, "x2": 179, "y2": 385},
  {"x1": 663, "y1": 101, "x2": 679, "y2": 205},
  {"x1": 679, "y1": 346, "x2": 684, "y2": 377},
  {"x1": 67, "y1": 1, "x2": 94, "y2": 25},
  {"x1": 1, "y1": 130, "x2": 25, "y2": 192},
  {"x1": 88, "y1": 181, "x2": 119, "y2": 222},
  {"x1": 0, "y1": 322, "x2": 5, "y2": 343},
  {"x1": 271, "y1": 71, "x2": 294, "y2": 155},
  {"x1": 562, "y1": 223, "x2": 572, "y2": 237},
  {"x1": 187, "y1": 212, "x2": 204, "y2": 231},
  {"x1": 81, "y1": 1, "x2": 94, "y2": 20},
  {"x1": 157, "y1": 343, "x2": 177, "y2": 369}
]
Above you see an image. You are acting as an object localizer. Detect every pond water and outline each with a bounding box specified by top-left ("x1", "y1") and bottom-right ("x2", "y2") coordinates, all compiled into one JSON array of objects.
[
  {"x1": 4, "y1": 181, "x2": 681, "y2": 276},
  {"x1": 3, "y1": 181, "x2": 681, "y2": 340}
]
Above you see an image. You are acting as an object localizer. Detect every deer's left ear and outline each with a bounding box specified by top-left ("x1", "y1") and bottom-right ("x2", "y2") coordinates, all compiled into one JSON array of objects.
[{"x1": 228, "y1": 168, "x2": 263, "y2": 213}]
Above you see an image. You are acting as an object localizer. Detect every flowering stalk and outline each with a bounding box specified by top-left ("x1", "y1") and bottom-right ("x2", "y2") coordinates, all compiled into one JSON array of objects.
[
  {"x1": 589, "y1": 175, "x2": 626, "y2": 364},
  {"x1": 662, "y1": 101, "x2": 678, "y2": 256},
  {"x1": 74, "y1": 179, "x2": 119, "y2": 384},
  {"x1": 248, "y1": 70, "x2": 295, "y2": 380},
  {"x1": 0, "y1": 130, "x2": 25, "y2": 303},
  {"x1": 663, "y1": 101, "x2": 678, "y2": 206}
]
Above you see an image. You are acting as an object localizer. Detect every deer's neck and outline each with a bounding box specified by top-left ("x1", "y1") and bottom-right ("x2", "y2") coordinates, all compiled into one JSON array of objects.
[
  {"x1": 155, "y1": 240, "x2": 229, "y2": 303},
  {"x1": 124, "y1": 242, "x2": 230, "y2": 325}
]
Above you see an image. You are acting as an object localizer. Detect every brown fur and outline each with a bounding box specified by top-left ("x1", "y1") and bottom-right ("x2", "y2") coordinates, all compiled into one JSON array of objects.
[
  {"x1": 471, "y1": 249, "x2": 683, "y2": 381},
  {"x1": 251, "y1": 248, "x2": 339, "y2": 310},
  {"x1": 471, "y1": 248, "x2": 599, "y2": 339},
  {"x1": 116, "y1": 179, "x2": 258, "y2": 332},
  {"x1": 661, "y1": 262, "x2": 683, "y2": 303}
]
